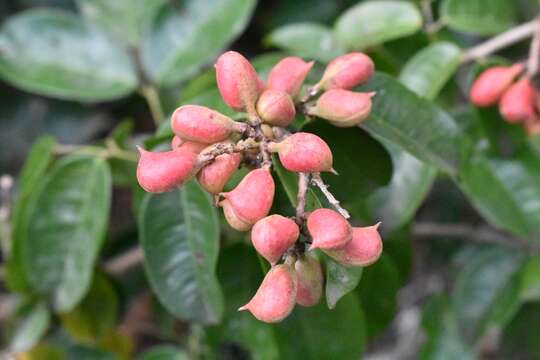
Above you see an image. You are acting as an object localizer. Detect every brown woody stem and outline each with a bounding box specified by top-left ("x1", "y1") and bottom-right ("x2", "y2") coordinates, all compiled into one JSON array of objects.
[{"x1": 311, "y1": 173, "x2": 350, "y2": 219}]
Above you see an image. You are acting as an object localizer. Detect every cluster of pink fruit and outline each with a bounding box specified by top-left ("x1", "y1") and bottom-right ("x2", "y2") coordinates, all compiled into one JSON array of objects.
[
  {"x1": 136, "y1": 50, "x2": 383, "y2": 323},
  {"x1": 470, "y1": 63, "x2": 540, "y2": 135}
]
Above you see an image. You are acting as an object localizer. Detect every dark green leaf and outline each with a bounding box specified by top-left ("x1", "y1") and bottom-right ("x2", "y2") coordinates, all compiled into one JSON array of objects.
[
  {"x1": 303, "y1": 120, "x2": 392, "y2": 207},
  {"x1": 265, "y1": 22, "x2": 344, "y2": 62},
  {"x1": 141, "y1": 0, "x2": 256, "y2": 85},
  {"x1": 325, "y1": 256, "x2": 362, "y2": 310},
  {"x1": 457, "y1": 150, "x2": 540, "y2": 237},
  {"x1": 359, "y1": 73, "x2": 466, "y2": 175},
  {"x1": 138, "y1": 345, "x2": 189, "y2": 360},
  {"x1": 76, "y1": 0, "x2": 166, "y2": 46},
  {"x1": 399, "y1": 42, "x2": 462, "y2": 100},
  {"x1": 22, "y1": 155, "x2": 111, "y2": 312},
  {"x1": 9, "y1": 301, "x2": 50, "y2": 353},
  {"x1": 139, "y1": 181, "x2": 224, "y2": 324},
  {"x1": 7, "y1": 136, "x2": 56, "y2": 292},
  {"x1": 519, "y1": 254, "x2": 540, "y2": 301},
  {"x1": 452, "y1": 246, "x2": 525, "y2": 341},
  {"x1": 441, "y1": 0, "x2": 517, "y2": 35},
  {"x1": 357, "y1": 254, "x2": 400, "y2": 338},
  {"x1": 207, "y1": 245, "x2": 280, "y2": 360},
  {"x1": 334, "y1": 0, "x2": 423, "y2": 50},
  {"x1": 276, "y1": 293, "x2": 366, "y2": 360},
  {"x1": 0, "y1": 9, "x2": 137, "y2": 101},
  {"x1": 501, "y1": 303, "x2": 540, "y2": 359}
]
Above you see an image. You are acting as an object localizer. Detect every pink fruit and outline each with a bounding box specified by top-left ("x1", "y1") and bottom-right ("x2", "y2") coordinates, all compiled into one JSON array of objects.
[
  {"x1": 171, "y1": 136, "x2": 183, "y2": 149},
  {"x1": 268, "y1": 57, "x2": 314, "y2": 98},
  {"x1": 197, "y1": 147, "x2": 242, "y2": 194},
  {"x1": 307, "y1": 208, "x2": 352, "y2": 250},
  {"x1": 251, "y1": 215, "x2": 300, "y2": 264},
  {"x1": 136, "y1": 147, "x2": 197, "y2": 193},
  {"x1": 308, "y1": 89, "x2": 374, "y2": 127},
  {"x1": 469, "y1": 64, "x2": 524, "y2": 107},
  {"x1": 239, "y1": 264, "x2": 297, "y2": 323},
  {"x1": 220, "y1": 199, "x2": 253, "y2": 231},
  {"x1": 171, "y1": 105, "x2": 245, "y2": 143},
  {"x1": 219, "y1": 168, "x2": 275, "y2": 230},
  {"x1": 325, "y1": 224, "x2": 383, "y2": 267},
  {"x1": 215, "y1": 51, "x2": 265, "y2": 113},
  {"x1": 499, "y1": 78, "x2": 536, "y2": 123},
  {"x1": 268, "y1": 132, "x2": 333, "y2": 172},
  {"x1": 256, "y1": 89, "x2": 296, "y2": 127},
  {"x1": 295, "y1": 255, "x2": 323, "y2": 307},
  {"x1": 180, "y1": 141, "x2": 207, "y2": 154},
  {"x1": 318, "y1": 52, "x2": 374, "y2": 90}
]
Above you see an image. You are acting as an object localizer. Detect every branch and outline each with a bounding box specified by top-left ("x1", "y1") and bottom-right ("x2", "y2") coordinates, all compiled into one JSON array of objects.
[
  {"x1": 528, "y1": 18, "x2": 540, "y2": 76},
  {"x1": 195, "y1": 138, "x2": 260, "y2": 172},
  {"x1": 412, "y1": 222, "x2": 530, "y2": 250},
  {"x1": 140, "y1": 85, "x2": 165, "y2": 126},
  {"x1": 462, "y1": 19, "x2": 540, "y2": 63},
  {"x1": 311, "y1": 173, "x2": 350, "y2": 219},
  {"x1": 295, "y1": 172, "x2": 310, "y2": 224},
  {"x1": 103, "y1": 246, "x2": 144, "y2": 276},
  {"x1": 0, "y1": 175, "x2": 14, "y2": 256}
]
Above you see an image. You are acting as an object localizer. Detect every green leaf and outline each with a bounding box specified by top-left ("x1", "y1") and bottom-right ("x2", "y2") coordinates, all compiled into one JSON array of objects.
[
  {"x1": 520, "y1": 254, "x2": 540, "y2": 301},
  {"x1": 7, "y1": 136, "x2": 56, "y2": 293},
  {"x1": 265, "y1": 22, "x2": 344, "y2": 62},
  {"x1": 399, "y1": 42, "x2": 462, "y2": 100},
  {"x1": 141, "y1": 0, "x2": 256, "y2": 86},
  {"x1": 138, "y1": 345, "x2": 189, "y2": 360},
  {"x1": 500, "y1": 303, "x2": 540, "y2": 359},
  {"x1": 206, "y1": 244, "x2": 280, "y2": 360},
  {"x1": 9, "y1": 301, "x2": 50, "y2": 353},
  {"x1": 440, "y1": 0, "x2": 517, "y2": 35},
  {"x1": 0, "y1": 9, "x2": 137, "y2": 101},
  {"x1": 368, "y1": 43, "x2": 461, "y2": 230},
  {"x1": 303, "y1": 120, "x2": 392, "y2": 207},
  {"x1": 139, "y1": 181, "x2": 224, "y2": 324},
  {"x1": 420, "y1": 296, "x2": 475, "y2": 360},
  {"x1": 457, "y1": 150, "x2": 540, "y2": 237},
  {"x1": 76, "y1": 0, "x2": 166, "y2": 46},
  {"x1": 452, "y1": 246, "x2": 525, "y2": 341},
  {"x1": 60, "y1": 272, "x2": 118, "y2": 344},
  {"x1": 359, "y1": 73, "x2": 466, "y2": 175},
  {"x1": 275, "y1": 293, "x2": 366, "y2": 360},
  {"x1": 335, "y1": 0, "x2": 423, "y2": 50},
  {"x1": 21, "y1": 155, "x2": 111, "y2": 312},
  {"x1": 357, "y1": 254, "x2": 400, "y2": 338},
  {"x1": 325, "y1": 256, "x2": 363, "y2": 310}
]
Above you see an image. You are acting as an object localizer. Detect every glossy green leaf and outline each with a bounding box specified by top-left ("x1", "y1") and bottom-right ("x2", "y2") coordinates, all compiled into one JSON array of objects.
[
  {"x1": 500, "y1": 303, "x2": 540, "y2": 359},
  {"x1": 7, "y1": 136, "x2": 56, "y2": 293},
  {"x1": 359, "y1": 73, "x2": 465, "y2": 175},
  {"x1": 0, "y1": 9, "x2": 137, "y2": 101},
  {"x1": 139, "y1": 181, "x2": 224, "y2": 324},
  {"x1": 60, "y1": 272, "x2": 118, "y2": 343},
  {"x1": 207, "y1": 245, "x2": 280, "y2": 360},
  {"x1": 399, "y1": 42, "x2": 462, "y2": 100},
  {"x1": 22, "y1": 155, "x2": 111, "y2": 312},
  {"x1": 357, "y1": 254, "x2": 400, "y2": 338},
  {"x1": 441, "y1": 0, "x2": 517, "y2": 35},
  {"x1": 325, "y1": 256, "x2": 363, "y2": 310},
  {"x1": 9, "y1": 301, "x2": 50, "y2": 353},
  {"x1": 452, "y1": 246, "x2": 525, "y2": 341},
  {"x1": 76, "y1": 0, "x2": 166, "y2": 46},
  {"x1": 276, "y1": 293, "x2": 366, "y2": 360},
  {"x1": 137, "y1": 345, "x2": 189, "y2": 360},
  {"x1": 265, "y1": 22, "x2": 344, "y2": 62},
  {"x1": 335, "y1": 1, "x2": 423, "y2": 50},
  {"x1": 141, "y1": 0, "x2": 256, "y2": 85},
  {"x1": 458, "y1": 151, "x2": 540, "y2": 237}
]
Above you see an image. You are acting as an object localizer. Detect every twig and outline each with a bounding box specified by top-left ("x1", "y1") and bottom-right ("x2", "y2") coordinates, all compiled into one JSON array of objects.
[
  {"x1": 311, "y1": 173, "x2": 350, "y2": 219},
  {"x1": 140, "y1": 85, "x2": 165, "y2": 126},
  {"x1": 527, "y1": 18, "x2": 540, "y2": 76},
  {"x1": 462, "y1": 19, "x2": 540, "y2": 63},
  {"x1": 55, "y1": 143, "x2": 138, "y2": 162},
  {"x1": 421, "y1": 0, "x2": 445, "y2": 34},
  {"x1": 412, "y1": 222, "x2": 531, "y2": 250},
  {"x1": 0, "y1": 175, "x2": 14, "y2": 256},
  {"x1": 295, "y1": 173, "x2": 310, "y2": 224},
  {"x1": 103, "y1": 246, "x2": 144, "y2": 275},
  {"x1": 195, "y1": 138, "x2": 260, "y2": 170}
]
